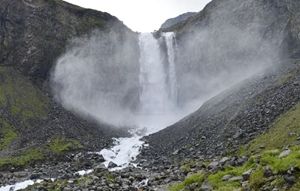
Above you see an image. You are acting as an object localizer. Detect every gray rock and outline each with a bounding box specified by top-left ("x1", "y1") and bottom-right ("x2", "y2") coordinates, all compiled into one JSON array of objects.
[
  {"x1": 200, "y1": 182, "x2": 213, "y2": 191},
  {"x1": 264, "y1": 166, "x2": 273, "y2": 177},
  {"x1": 160, "y1": 12, "x2": 197, "y2": 30},
  {"x1": 279, "y1": 149, "x2": 291, "y2": 158},
  {"x1": 242, "y1": 169, "x2": 252, "y2": 181},
  {"x1": 14, "y1": 172, "x2": 28, "y2": 178},
  {"x1": 284, "y1": 175, "x2": 296, "y2": 184},
  {"x1": 228, "y1": 176, "x2": 243, "y2": 182},
  {"x1": 95, "y1": 164, "x2": 106, "y2": 172},
  {"x1": 172, "y1": 150, "x2": 179, "y2": 155},
  {"x1": 219, "y1": 157, "x2": 230, "y2": 165},
  {"x1": 208, "y1": 161, "x2": 219, "y2": 170},
  {"x1": 107, "y1": 162, "x2": 118, "y2": 169},
  {"x1": 30, "y1": 173, "x2": 41, "y2": 180},
  {"x1": 222, "y1": 175, "x2": 233, "y2": 181},
  {"x1": 242, "y1": 181, "x2": 250, "y2": 191}
]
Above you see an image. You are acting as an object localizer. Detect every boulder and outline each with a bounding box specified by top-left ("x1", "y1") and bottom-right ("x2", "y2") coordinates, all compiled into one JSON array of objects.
[
  {"x1": 107, "y1": 162, "x2": 118, "y2": 169},
  {"x1": 242, "y1": 169, "x2": 252, "y2": 181},
  {"x1": 279, "y1": 149, "x2": 291, "y2": 158}
]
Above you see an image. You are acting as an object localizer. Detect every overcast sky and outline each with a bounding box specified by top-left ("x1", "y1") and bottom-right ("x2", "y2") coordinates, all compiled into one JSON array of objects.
[{"x1": 64, "y1": 0, "x2": 212, "y2": 32}]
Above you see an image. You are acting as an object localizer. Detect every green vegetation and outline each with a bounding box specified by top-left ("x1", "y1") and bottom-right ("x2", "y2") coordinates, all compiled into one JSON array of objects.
[
  {"x1": 169, "y1": 103, "x2": 300, "y2": 191},
  {"x1": 0, "y1": 66, "x2": 49, "y2": 122},
  {"x1": 207, "y1": 159, "x2": 255, "y2": 190},
  {"x1": 49, "y1": 137, "x2": 83, "y2": 154},
  {"x1": 0, "y1": 120, "x2": 17, "y2": 150},
  {"x1": 105, "y1": 172, "x2": 116, "y2": 183},
  {"x1": 277, "y1": 71, "x2": 296, "y2": 85},
  {"x1": 76, "y1": 176, "x2": 94, "y2": 187},
  {"x1": 169, "y1": 148, "x2": 300, "y2": 191},
  {"x1": 169, "y1": 172, "x2": 205, "y2": 191},
  {"x1": 180, "y1": 160, "x2": 197, "y2": 174},
  {"x1": 249, "y1": 167, "x2": 265, "y2": 189},
  {"x1": 0, "y1": 148, "x2": 44, "y2": 169},
  {"x1": 260, "y1": 146, "x2": 300, "y2": 174},
  {"x1": 246, "y1": 103, "x2": 300, "y2": 154}
]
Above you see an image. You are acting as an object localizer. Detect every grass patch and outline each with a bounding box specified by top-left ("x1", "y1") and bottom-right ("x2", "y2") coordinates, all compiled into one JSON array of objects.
[
  {"x1": 277, "y1": 71, "x2": 297, "y2": 85},
  {"x1": 260, "y1": 146, "x2": 300, "y2": 174},
  {"x1": 0, "y1": 120, "x2": 17, "y2": 150},
  {"x1": 170, "y1": 103, "x2": 300, "y2": 191},
  {"x1": 169, "y1": 159, "x2": 255, "y2": 191},
  {"x1": 180, "y1": 160, "x2": 197, "y2": 174},
  {"x1": 0, "y1": 66, "x2": 49, "y2": 122},
  {"x1": 76, "y1": 176, "x2": 94, "y2": 187},
  {"x1": 105, "y1": 172, "x2": 116, "y2": 183},
  {"x1": 169, "y1": 172, "x2": 205, "y2": 191},
  {"x1": 49, "y1": 137, "x2": 83, "y2": 154},
  {"x1": 246, "y1": 103, "x2": 300, "y2": 154},
  {"x1": 0, "y1": 148, "x2": 44, "y2": 169},
  {"x1": 249, "y1": 167, "x2": 265, "y2": 190},
  {"x1": 207, "y1": 160, "x2": 254, "y2": 190}
]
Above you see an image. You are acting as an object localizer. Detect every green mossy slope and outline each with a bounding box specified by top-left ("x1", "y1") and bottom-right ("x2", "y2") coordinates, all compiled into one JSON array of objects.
[
  {"x1": 0, "y1": 66, "x2": 49, "y2": 122},
  {"x1": 246, "y1": 103, "x2": 300, "y2": 154},
  {"x1": 169, "y1": 102, "x2": 300, "y2": 191}
]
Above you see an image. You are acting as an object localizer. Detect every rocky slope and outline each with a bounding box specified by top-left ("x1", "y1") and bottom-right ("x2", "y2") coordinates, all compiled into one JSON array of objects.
[
  {"x1": 142, "y1": 60, "x2": 300, "y2": 159},
  {"x1": 142, "y1": 0, "x2": 300, "y2": 162},
  {"x1": 0, "y1": 0, "x2": 137, "y2": 169},
  {"x1": 160, "y1": 12, "x2": 197, "y2": 31}
]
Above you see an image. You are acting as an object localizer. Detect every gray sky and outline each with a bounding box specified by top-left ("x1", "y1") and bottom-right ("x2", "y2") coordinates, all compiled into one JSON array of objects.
[{"x1": 64, "y1": 0, "x2": 212, "y2": 32}]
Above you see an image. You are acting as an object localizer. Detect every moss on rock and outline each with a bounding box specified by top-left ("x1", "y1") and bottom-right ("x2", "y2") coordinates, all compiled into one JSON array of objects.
[
  {"x1": 169, "y1": 172, "x2": 205, "y2": 191},
  {"x1": 246, "y1": 103, "x2": 300, "y2": 154},
  {"x1": 0, "y1": 148, "x2": 44, "y2": 169},
  {"x1": 0, "y1": 120, "x2": 17, "y2": 150},
  {"x1": 49, "y1": 137, "x2": 83, "y2": 154},
  {"x1": 0, "y1": 66, "x2": 49, "y2": 122}
]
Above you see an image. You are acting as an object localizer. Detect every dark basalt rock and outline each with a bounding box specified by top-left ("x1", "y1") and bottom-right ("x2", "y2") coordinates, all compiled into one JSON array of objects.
[
  {"x1": 107, "y1": 161, "x2": 118, "y2": 169},
  {"x1": 0, "y1": 0, "x2": 135, "y2": 84},
  {"x1": 160, "y1": 12, "x2": 197, "y2": 31}
]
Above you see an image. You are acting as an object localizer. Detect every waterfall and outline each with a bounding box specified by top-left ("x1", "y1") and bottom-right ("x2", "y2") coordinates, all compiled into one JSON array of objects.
[
  {"x1": 164, "y1": 32, "x2": 178, "y2": 105},
  {"x1": 137, "y1": 32, "x2": 180, "y2": 133},
  {"x1": 138, "y1": 33, "x2": 169, "y2": 114},
  {"x1": 99, "y1": 32, "x2": 181, "y2": 170}
]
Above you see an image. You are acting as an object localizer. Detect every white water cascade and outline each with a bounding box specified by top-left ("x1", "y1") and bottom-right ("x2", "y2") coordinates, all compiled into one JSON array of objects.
[
  {"x1": 139, "y1": 33, "x2": 169, "y2": 114},
  {"x1": 137, "y1": 33, "x2": 178, "y2": 133},
  {"x1": 99, "y1": 32, "x2": 180, "y2": 170},
  {"x1": 164, "y1": 32, "x2": 178, "y2": 105}
]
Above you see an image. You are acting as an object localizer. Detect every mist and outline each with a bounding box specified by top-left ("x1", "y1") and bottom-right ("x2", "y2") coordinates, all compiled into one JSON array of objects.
[
  {"x1": 173, "y1": 0, "x2": 284, "y2": 113},
  {"x1": 51, "y1": 0, "x2": 284, "y2": 133},
  {"x1": 51, "y1": 29, "x2": 141, "y2": 128}
]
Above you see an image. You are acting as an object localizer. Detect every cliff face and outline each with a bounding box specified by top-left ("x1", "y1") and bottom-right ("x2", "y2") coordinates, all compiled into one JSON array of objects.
[
  {"x1": 160, "y1": 12, "x2": 197, "y2": 31},
  {"x1": 0, "y1": 0, "x2": 138, "y2": 162},
  {"x1": 142, "y1": 0, "x2": 300, "y2": 160},
  {"x1": 0, "y1": 0, "x2": 136, "y2": 85}
]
